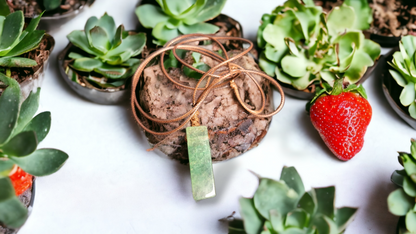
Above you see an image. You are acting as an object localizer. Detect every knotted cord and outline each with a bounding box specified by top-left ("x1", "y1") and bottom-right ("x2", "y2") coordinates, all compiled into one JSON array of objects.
[{"x1": 131, "y1": 34, "x2": 285, "y2": 136}]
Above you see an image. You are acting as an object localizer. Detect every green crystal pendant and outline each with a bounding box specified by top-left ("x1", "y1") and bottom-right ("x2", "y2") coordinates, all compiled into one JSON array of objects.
[{"x1": 186, "y1": 126, "x2": 216, "y2": 201}]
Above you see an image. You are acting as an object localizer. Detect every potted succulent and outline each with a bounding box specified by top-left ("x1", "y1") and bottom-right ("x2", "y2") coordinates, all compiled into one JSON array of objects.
[
  {"x1": 6, "y1": 0, "x2": 95, "y2": 32},
  {"x1": 135, "y1": 0, "x2": 243, "y2": 50},
  {"x1": 387, "y1": 139, "x2": 416, "y2": 234},
  {"x1": 0, "y1": 1, "x2": 54, "y2": 100},
  {"x1": 257, "y1": 0, "x2": 381, "y2": 99},
  {"x1": 225, "y1": 167, "x2": 357, "y2": 233},
  {"x1": 58, "y1": 13, "x2": 146, "y2": 104},
  {"x1": 382, "y1": 35, "x2": 416, "y2": 129},
  {"x1": 0, "y1": 75, "x2": 68, "y2": 233}
]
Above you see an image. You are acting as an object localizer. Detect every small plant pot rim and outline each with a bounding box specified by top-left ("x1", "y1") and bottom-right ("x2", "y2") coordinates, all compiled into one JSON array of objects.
[
  {"x1": 277, "y1": 59, "x2": 379, "y2": 100},
  {"x1": 58, "y1": 43, "x2": 129, "y2": 105},
  {"x1": 26, "y1": 0, "x2": 95, "y2": 32},
  {"x1": 2, "y1": 178, "x2": 36, "y2": 234},
  {"x1": 381, "y1": 48, "x2": 416, "y2": 130},
  {"x1": 368, "y1": 32, "x2": 401, "y2": 48}
]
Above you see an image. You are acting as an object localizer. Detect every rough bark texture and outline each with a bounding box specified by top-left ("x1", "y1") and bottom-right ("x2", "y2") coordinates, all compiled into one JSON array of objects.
[
  {"x1": 138, "y1": 47, "x2": 273, "y2": 164},
  {"x1": 7, "y1": 0, "x2": 87, "y2": 17},
  {"x1": 0, "y1": 185, "x2": 33, "y2": 234},
  {"x1": 0, "y1": 35, "x2": 53, "y2": 99}
]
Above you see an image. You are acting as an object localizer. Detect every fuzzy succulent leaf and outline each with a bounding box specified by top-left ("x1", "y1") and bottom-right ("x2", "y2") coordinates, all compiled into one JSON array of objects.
[
  {"x1": 136, "y1": 0, "x2": 225, "y2": 45},
  {"x1": 67, "y1": 13, "x2": 145, "y2": 87},
  {"x1": 257, "y1": 0, "x2": 380, "y2": 91}
]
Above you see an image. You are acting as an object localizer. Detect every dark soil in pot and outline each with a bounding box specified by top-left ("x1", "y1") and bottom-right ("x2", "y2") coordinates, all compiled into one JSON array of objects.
[
  {"x1": 381, "y1": 48, "x2": 416, "y2": 129},
  {"x1": 7, "y1": 0, "x2": 95, "y2": 31},
  {"x1": 58, "y1": 43, "x2": 131, "y2": 105},
  {"x1": 0, "y1": 179, "x2": 36, "y2": 234},
  {"x1": 136, "y1": 46, "x2": 274, "y2": 164},
  {"x1": 0, "y1": 34, "x2": 54, "y2": 99}
]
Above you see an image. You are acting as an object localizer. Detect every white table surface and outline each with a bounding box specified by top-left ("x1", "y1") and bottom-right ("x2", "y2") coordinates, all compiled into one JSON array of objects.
[{"x1": 18, "y1": 0, "x2": 408, "y2": 233}]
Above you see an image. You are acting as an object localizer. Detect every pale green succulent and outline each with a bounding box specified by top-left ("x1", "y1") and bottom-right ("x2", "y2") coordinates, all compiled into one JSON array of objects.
[
  {"x1": 388, "y1": 35, "x2": 416, "y2": 119},
  {"x1": 387, "y1": 139, "x2": 416, "y2": 234},
  {"x1": 0, "y1": 0, "x2": 45, "y2": 69},
  {"x1": 136, "y1": 0, "x2": 226, "y2": 46},
  {"x1": 66, "y1": 13, "x2": 146, "y2": 89},
  {"x1": 0, "y1": 74, "x2": 68, "y2": 229},
  {"x1": 227, "y1": 167, "x2": 357, "y2": 234},
  {"x1": 257, "y1": 0, "x2": 380, "y2": 91}
]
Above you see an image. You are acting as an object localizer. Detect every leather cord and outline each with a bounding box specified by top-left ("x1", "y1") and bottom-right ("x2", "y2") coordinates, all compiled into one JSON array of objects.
[{"x1": 131, "y1": 34, "x2": 285, "y2": 136}]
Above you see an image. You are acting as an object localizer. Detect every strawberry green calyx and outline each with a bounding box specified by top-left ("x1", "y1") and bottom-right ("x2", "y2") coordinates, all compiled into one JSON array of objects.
[{"x1": 306, "y1": 79, "x2": 368, "y2": 113}]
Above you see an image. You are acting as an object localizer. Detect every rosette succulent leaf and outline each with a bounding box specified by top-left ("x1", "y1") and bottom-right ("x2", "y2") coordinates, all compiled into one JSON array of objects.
[
  {"x1": 388, "y1": 35, "x2": 416, "y2": 119},
  {"x1": 135, "y1": 0, "x2": 226, "y2": 45},
  {"x1": 387, "y1": 139, "x2": 416, "y2": 234},
  {"x1": 257, "y1": 0, "x2": 380, "y2": 91},
  {"x1": 227, "y1": 167, "x2": 357, "y2": 234},
  {"x1": 0, "y1": 74, "x2": 68, "y2": 228},
  {"x1": 67, "y1": 13, "x2": 146, "y2": 89},
  {"x1": 0, "y1": 1, "x2": 45, "y2": 68}
]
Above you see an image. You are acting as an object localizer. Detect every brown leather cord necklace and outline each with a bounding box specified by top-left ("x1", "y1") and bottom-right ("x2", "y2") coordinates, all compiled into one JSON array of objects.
[
  {"x1": 130, "y1": 34, "x2": 285, "y2": 200},
  {"x1": 131, "y1": 34, "x2": 285, "y2": 136}
]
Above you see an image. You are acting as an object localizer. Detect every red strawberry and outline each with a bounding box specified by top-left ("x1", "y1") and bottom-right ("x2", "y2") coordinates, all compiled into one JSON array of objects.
[
  {"x1": 308, "y1": 80, "x2": 372, "y2": 161},
  {"x1": 9, "y1": 167, "x2": 33, "y2": 196}
]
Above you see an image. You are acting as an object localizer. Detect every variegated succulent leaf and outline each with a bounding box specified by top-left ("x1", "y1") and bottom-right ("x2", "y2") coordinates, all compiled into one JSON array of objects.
[
  {"x1": 388, "y1": 139, "x2": 416, "y2": 234},
  {"x1": 135, "y1": 0, "x2": 225, "y2": 45},
  {"x1": 227, "y1": 167, "x2": 357, "y2": 234},
  {"x1": 0, "y1": 75, "x2": 68, "y2": 229},
  {"x1": 257, "y1": 0, "x2": 380, "y2": 91},
  {"x1": 388, "y1": 35, "x2": 416, "y2": 119},
  {"x1": 66, "y1": 13, "x2": 146, "y2": 88},
  {"x1": 0, "y1": 1, "x2": 45, "y2": 67}
]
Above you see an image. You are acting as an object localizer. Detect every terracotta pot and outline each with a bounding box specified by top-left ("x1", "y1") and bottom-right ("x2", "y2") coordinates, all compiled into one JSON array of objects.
[{"x1": 58, "y1": 43, "x2": 130, "y2": 105}]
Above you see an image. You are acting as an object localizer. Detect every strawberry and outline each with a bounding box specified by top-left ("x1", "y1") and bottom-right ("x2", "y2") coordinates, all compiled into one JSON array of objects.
[
  {"x1": 307, "y1": 79, "x2": 372, "y2": 161},
  {"x1": 9, "y1": 167, "x2": 33, "y2": 196}
]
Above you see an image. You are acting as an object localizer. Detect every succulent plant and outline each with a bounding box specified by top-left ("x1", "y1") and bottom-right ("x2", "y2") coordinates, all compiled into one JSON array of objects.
[
  {"x1": 0, "y1": 0, "x2": 45, "y2": 69},
  {"x1": 388, "y1": 35, "x2": 416, "y2": 119},
  {"x1": 66, "y1": 13, "x2": 146, "y2": 89},
  {"x1": 257, "y1": 0, "x2": 380, "y2": 91},
  {"x1": 226, "y1": 167, "x2": 357, "y2": 234},
  {"x1": 387, "y1": 139, "x2": 416, "y2": 234},
  {"x1": 43, "y1": 0, "x2": 62, "y2": 11},
  {"x1": 135, "y1": 0, "x2": 226, "y2": 46},
  {"x1": 0, "y1": 74, "x2": 68, "y2": 228}
]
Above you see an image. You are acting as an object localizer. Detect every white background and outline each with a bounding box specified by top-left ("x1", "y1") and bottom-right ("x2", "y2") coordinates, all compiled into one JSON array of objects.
[{"x1": 19, "y1": 0, "x2": 406, "y2": 233}]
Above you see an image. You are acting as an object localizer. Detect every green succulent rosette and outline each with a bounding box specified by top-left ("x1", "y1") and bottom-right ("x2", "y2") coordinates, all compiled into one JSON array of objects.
[
  {"x1": 257, "y1": 0, "x2": 380, "y2": 91},
  {"x1": 0, "y1": 74, "x2": 68, "y2": 229},
  {"x1": 136, "y1": 0, "x2": 226, "y2": 46},
  {"x1": 388, "y1": 139, "x2": 416, "y2": 234},
  {"x1": 66, "y1": 13, "x2": 146, "y2": 89},
  {"x1": 227, "y1": 167, "x2": 357, "y2": 234}
]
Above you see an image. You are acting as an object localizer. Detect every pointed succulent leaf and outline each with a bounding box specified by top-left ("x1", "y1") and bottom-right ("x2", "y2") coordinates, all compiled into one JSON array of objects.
[
  {"x1": 22, "y1": 12, "x2": 44, "y2": 36},
  {"x1": 177, "y1": 0, "x2": 206, "y2": 20},
  {"x1": 390, "y1": 70, "x2": 407, "y2": 87},
  {"x1": 239, "y1": 197, "x2": 264, "y2": 234},
  {"x1": 388, "y1": 188, "x2": 414, "y2": 216},
  {"x1": 310, "y1": 215, "x2": 331, "y2": 234},
  {"x1": 191, "y1": 0, "x2": 226, "y2": 23},
  {"x1": 112, "y1": 25, "x2": 124, "y2": 49},
  {"x1": 269, "y1": 210, "x2": 284, "y2": 232},
  {"x1": 227, "y1": 219, "x2": 246, "y2": 234},
  {"x1": 68, "y1": 52, "x2": 85, "y2": 59},
  {"x1": 14, "y1": 88, "x2": 40, "y2": 134},
  {"x1": 312, "y1": 187, "x2": 335, "y2": 219},
  {"x1": 0, "y1": 57, "x2": 37, "y2": 67},
  {"x1": 285, "y1": 209, "x2": 308, "y2": 228},
  {"x1": 93, "y1": 64, "x2": 127, "y2": 79},
  {"x1": 89, "y1": 26, "x2": 111, "y2": 54},
  {"x1": 335, "y1": 207, "x2": 358, "y2": 233},
  {"x1": 163, "y1": 0, "x2": 195, "y2": 16},
  {"x1": 11, "y1": 148, "x2": 68, "y2": 177},
  {"x1": 0, "y1": 0, "x2": 10, "y2": 17},
  {"x1": 400, "y1": 83, "x2": 416, "y2": 107},
  {"x1": 0, "y1": 160, "x2": 14, "y2": 179},
  {"x1": 6, "y1": 30, "x2": 45, "y2": 57},
  {"x1": 0, "y1": 11, "x2": 24, "y2": 53},
  {"x1": 178, "y1": 22, "x2": 219, "y2": 35},
  {"x1": 0, "y1": 74, "x2": 20, "y2": 145},
  {"x1": 404, "y1": 177, "x2": 416, "y2": 197},
  {"x1": 67, "y1": 30, "x2": 98, "y2": 56},
  {"x1": 297, "y1": 192, "x2": 316, "y2": 215},
  {"x1": 104, "y1": 33, "x2": 146, "y2": 61},
  {"x1": 2, "y1": 131, "x2": 38, "y2": 157},
  {"x1": 136, "y1": 4, "x2": 170, "y2": 29},
  {"x1": 326, "y1": 6, "x2": 355, "y2": 36},
  {"x1": 280, "y1": 166, "x2": 305, "y2": 196},
  {"x1": 323, "y1": 216, "x2": 338, "y2": 234},
  {"x1": 72, "y1": 58, "x2": 103, "y2": 72},
  {"x1": 152, "y1": 22, "x2": 180, "y2": 44},
  {"x1": 121, "y1": 58, "x2": 141, "y2": 67},
  {"x1": 253, "y1": 178, "x2": 299, "y2": 219},
  {"x1": 392, "y1": 170, "x2": 406, "y2": 187},
  {"x1": 84, "y1": 16, "x2": 98, "y2": 45},
  {"x1": 96, "y1": 13, "x2": 117, "y2": 43},
  {"x1": 43, "y1": 0, "x2": 61, "y2": 11},
  {"x1": 22, "y1": 112, "x2": 51, "y2": 144}
]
